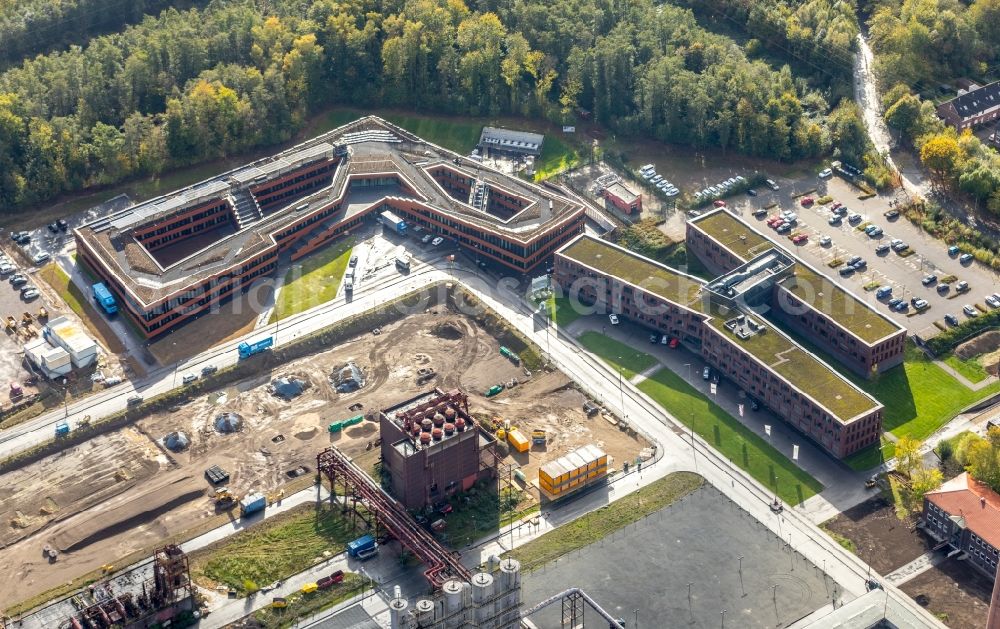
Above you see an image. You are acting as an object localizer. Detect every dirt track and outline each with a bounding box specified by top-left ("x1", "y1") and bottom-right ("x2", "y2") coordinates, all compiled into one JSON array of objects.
[{"x1": 0, "y1": 311, "x2": 646, "y2": 609}]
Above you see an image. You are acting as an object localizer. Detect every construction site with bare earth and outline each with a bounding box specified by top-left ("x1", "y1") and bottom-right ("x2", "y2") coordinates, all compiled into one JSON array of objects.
[{"x1": 0, "y1": 300, "x2": 652, "y2": 628}]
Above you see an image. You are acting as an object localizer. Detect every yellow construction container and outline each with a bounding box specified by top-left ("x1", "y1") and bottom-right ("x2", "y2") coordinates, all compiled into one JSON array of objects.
[
  {"x1": 538, "y1": 444, "x2": 608, "y2": 499},
  {"x1": 507, "y1": 428, "x2": 530, "y2": 453}
]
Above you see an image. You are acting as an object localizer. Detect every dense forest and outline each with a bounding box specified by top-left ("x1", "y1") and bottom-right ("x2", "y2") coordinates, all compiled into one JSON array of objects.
[
  {"x1": 869, "y1": 0, "x2": 1000, "y2": 213},
  {"x1": 868, "y1": 0, "x2": 1000, "y2": 89},
  {"x1": 0, "y1": 0, "x2": 194, "y2": 68},
  {"x1": 0, "y1": 0, "x2": 864, "y2": 212}
]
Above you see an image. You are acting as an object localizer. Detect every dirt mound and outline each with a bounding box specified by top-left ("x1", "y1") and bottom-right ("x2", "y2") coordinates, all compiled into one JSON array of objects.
[
  {"x1": 52, "y1": 483, "x2": 203, "y2": 553},
  {"x1": 431, "y1": 322, "x2": 463, "y2": 340},
  {"x1": 294, "y1": 427, "x2": 319, "y2": 440},
  {"x1": 956, "y1": 330, "x2": 1000, "y2": 360}
]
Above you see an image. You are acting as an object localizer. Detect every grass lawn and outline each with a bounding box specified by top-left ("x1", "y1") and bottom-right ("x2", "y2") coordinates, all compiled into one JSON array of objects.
[
  {"x1": 189, "y1": 502, "x2": 363, "y2": 594},
  {"x1": 39, "y1": 264, "x2": 126, "y2": 354},
  {"x1": 943, "y1": 353, "x2": 990, "y2": 384},
  {"x1": 533, "y1": 135, "x2": 580, "y2": 180},
  {"x1": 434, "y1": 483, "x2": 524, "y2": 548},
  {"x1": 775, "y1": 324, "x2": 1000, "y2": 445},
  {"x1": 508, "y1": 472, "x2": 704, "y2": 572},
  {"x1": 252, "y1": 573, "x2": 370, "y2": 629},
  {"x1": 547, "y1": 295, "x2": 585, "y2": 328},
  {"x1": 270, "y1": 238, "x2": 355, "y2": 322},
  {"x1": 577, "y1": 331, "x2": 657, "y2": 379},
  {"x1": 638, "y1": 368, "x2": 823, "y2": 504}
]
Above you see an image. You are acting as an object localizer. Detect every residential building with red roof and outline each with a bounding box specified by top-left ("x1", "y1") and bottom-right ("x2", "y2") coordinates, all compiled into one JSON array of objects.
[{"x1": 922, "y1": 472, "x2": 1000, "y2": 579}]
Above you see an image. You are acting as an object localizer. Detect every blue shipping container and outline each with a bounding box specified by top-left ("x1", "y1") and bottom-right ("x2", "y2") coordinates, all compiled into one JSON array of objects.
[
  {"x1": 238, "y1": 337, "x2": 273, "y2": 359},
  {"x1": 347, "y1": 534, "x2": 376, "y2": 557},
  {"x1": 240, "y1": 492, "x2": 267, "y2": 516},
  {"x1": 378, "y1": 210, "x2": 407, "y2": 235}
]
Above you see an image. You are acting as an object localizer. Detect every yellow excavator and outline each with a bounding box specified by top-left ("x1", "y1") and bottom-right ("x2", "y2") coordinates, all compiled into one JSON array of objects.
[{"x1": 214, "y1": 488, "x2": 238, "y2": 510}]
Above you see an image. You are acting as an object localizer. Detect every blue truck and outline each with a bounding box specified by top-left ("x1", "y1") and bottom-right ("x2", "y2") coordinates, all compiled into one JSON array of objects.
[
  {"x1": 238, "y1": 336, "x2": 273, "y2": 359},
  {"x1": 346, "y1": 534, "x2": 378, "y2": 559},
  {"x1": 240, "y1": 492, "x2": 267, "y2": 516},
  {"x1": 92, "y1": 282, "x2": 118, "y2": 315},
  {"x1": 55, "y1": 421, "x2": 70, "y2": 437},
  {"x1": 378, "y1": 210, "x2": 407, "y2": 235}
]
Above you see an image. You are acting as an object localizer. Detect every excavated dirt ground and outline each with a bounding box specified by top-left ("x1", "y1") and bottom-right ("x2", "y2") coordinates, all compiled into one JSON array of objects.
[{"x1": 0, "y1": 311, "x2": 646, "y2": 609}]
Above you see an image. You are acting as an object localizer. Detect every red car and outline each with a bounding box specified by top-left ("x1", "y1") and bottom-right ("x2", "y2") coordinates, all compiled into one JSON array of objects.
[
  {"x1": 831, "y1": 202, "x2": 842, "y2": 210},
  {"x1": 713, "y1": 200, "x2": 727, "y2": 208},
  {"x1": 668, "y1": 337, "x2": 680, "y2": 349},
  {"x1": 767, "y1": 217, "x2": 782, "y2": 228},
  {"x1": 800, "y1": 196, "x2": 814, "y2": 207},
  {"x1": 317, "y1": 570, "x2": 345, "y2": 589},
  {"x1": 791, "y1": 234, "x2": 808, "y2": 244}
]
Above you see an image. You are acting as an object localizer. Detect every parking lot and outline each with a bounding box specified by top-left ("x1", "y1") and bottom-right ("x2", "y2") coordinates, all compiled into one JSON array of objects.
[{"x1": 719, "y1": 176, "x2": 1000, "y2": 336}]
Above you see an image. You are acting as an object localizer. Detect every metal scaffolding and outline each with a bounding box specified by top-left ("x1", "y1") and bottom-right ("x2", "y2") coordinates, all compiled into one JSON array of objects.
[{"x1": 317, "y1": 446, "x2": 472, "y2": 589}]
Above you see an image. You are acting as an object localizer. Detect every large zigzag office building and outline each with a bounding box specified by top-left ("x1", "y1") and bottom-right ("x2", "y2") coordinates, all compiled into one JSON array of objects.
[{"x1": 75, "y1": 117, "x2": 585, "y2": 339}]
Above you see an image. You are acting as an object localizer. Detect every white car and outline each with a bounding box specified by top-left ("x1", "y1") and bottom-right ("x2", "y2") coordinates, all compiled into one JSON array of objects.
[
  {"x1": 819, "y1": 235, "x2": 832, "y2": 246},
  {"x1": 963, "y1": 304, "x2": 978, "y2": 317},
  {"x1": 641, "y1": 171, "x2": 655, "y2": 180},
  {"x1": 20, "y1": 288, "x2": 39, "y2": 300},
  {"x1": 640, "y1": 164, "x2": 655, "y2": 173},
  {"x1": 32, "y1": 252, "x2": 50, "y2": 265},
  {"x1": 766, "y1": 179, "x2": 780, "y2": 191},
  {"x1": 181, "y1": 373, "x2": 198, "y2": 384},
  {"x1": 609, "y1": 314, "x2": 620, "y2": 325},
  {"x1": 431, "y1": 237, "x2": 444, "y2": 246},
  {"x1": 651, "y1": 175, "x2": 663, "y2": 184},
  {"x1": 985, "y1": 295, "x2": 1000, "y2": 309},
  {"x1": 421, "y1": 234, "x2": 433, "y2": 244},
  {"x1": 665, "y1": 189, "x2": 680, "y2": 197},
  {"x1": 0, "y1": 263, "x2": 14, "y2": 275},
  {"x1": 819, "y1": 168, "x2": 833, "y2": 178}
]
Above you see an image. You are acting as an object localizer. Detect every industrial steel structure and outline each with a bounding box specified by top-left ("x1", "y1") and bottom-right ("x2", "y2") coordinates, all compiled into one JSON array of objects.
[{"x1": 316, "y1": 445, "x2": 472, "y2": 589}]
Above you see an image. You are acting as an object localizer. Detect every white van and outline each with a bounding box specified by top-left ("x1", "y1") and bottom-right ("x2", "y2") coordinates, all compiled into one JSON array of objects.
[{"x1": 344, "y1": 269, "x2": 355, "y2": 292}]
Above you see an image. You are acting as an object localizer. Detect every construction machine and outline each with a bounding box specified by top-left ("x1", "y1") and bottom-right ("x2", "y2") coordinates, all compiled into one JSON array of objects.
[{"x1": 214, "y1": 487, "x2": 238, "y2": 510}]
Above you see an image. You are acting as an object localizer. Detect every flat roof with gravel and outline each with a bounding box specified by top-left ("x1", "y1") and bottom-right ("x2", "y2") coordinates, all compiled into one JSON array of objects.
[
  {"x1": 691, "y1": 210, "x2": 902, "y2": 344},
  {"x1": 557, "y1": 235, "x2": 707, "y2": 313},
  {"x1": 704, "y1": 308, "x2": 880, "y2": 422}
]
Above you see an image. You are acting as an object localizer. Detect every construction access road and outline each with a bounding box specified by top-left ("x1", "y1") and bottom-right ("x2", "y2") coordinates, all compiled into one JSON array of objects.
[{"x1": 0, "y1": 253, "x2": 945, "y2": 627}]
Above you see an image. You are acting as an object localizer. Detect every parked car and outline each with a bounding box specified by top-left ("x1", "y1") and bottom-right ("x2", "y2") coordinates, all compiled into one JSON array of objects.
[
  {"x1": 863, "y1": 224, "x2": 880, "y2": 235},
  {"x1": 986, "y1": 295, "x2": 1000, "y2": 309},
  {"x1": 181, "y1": 373, "x2": 198, "y2": 384},
  {"x1": 0, "y1": 263, "x2": 14, "y2": 275},
  {"x1": 847, "y1": 256, "x2": 862, "y2": 267},
  {"x1": 848, "y1": 213, "x2": 863, "y2": 224},
  {"x1": 948, "y1": 245, "x2": 961, "y2": 257},
  {"x1": 746, "y1": 189, "x2": 758, "y2": 197},
  {"x1": 608, "y1": 314, "x2": 619, "y2": 325},
  {"x1": 922, "y1": 274, "x2": 938, "y2": 286},
  {"x1": 876, "y1": 286, "x2": 893, "y2": 299},
  {"x1": 431, "y1": 237, "x2": 444, "y2": 246},
  {"x1": 960, "y1": 253, "x2": 974, "y2": 264},
  {"x1": 31, "y1": 251, "x2": 50, "y2": 265},
  {"x1": 702, "y1": 366, "x2": 711, "y2": 380},
  {"x1": 201, "y1": 365, "x2": 219, "y2": 376},
  {"x1": 766, "y1": 179, "x2": 780, "y2": 191},
  {"x1": 9, "y1": 275, "x2": 27, "y2": 287},
  {"x1": 713, "y1": 200, "x2": 727, "y2": 208},
  {"x1": 912, "y1": 298, "x2": 929, "y2": 310},
  {"x1": 349, "y1": 255, "x2": 359, "y2": 267},
  {"x1": 828, "y1": 215, "x2": 842, "y2": 226},
  {"x1": 776, "y1": 223, "x2": 792, "y2": 234},
  {"x1": 669, "y1": 337, "x2": 680, "y2": 349},
  {"x1": 649, "y1": 334, "x2": 659, "y2": 344},
  {"x1": 20, "y1": 288, "x2": 39, "y2": 300},
  {"x1": 963, "y1": 304, "x2": 979, "y2": 317},
  {"x1": 875, "y1": 243, "x2": 890, "y2": 255},
  {"x1": 47, "y1": 223, "x2": 59, "y2": 234},
  {"x1": 752, "y1": 208, "x2": 767, "y2": 218},
  {"x1": 791, "y1": 234, "x2": 808, "y2": 244},
  {"x1": 888, "y1": 298, "x2": 903, "y2": 310},
  {"x1": 819, "y1": 235, "x2": 832, "y2": 246},
  {"x1": 818, "y1": 168, "x2": 833, "y2": 178},
  {"x1": 800, "y1": 196, "x2": 814, "y2": 206},
  {"x1": 894, "y1": 300, "x2": 909, "y2": 312},
  {"x1": 838, "y1": 266, "x2": 854, "y2": 277},
  {"x1": 945, "y1": 314, "x2": 960, "y2": 326},
  {"x1": 956, "y1": 280, "x2": 969, "y2": 292},
  {"x1": 56, "y1": 219, "x2": 69, "y2": 231},
  {"x1": 10, "y1": 231, "x2": 29, "y2": 245},
  {"x1": 937, "y1": 283, "x2": 950, "y2": 294},
  {"x1": 421, "y1": 234, "x2": 433, "y2": 244},
  {"x1": 651, "y1": 175, "x2": 663, "y2": 184},
  {"x1": 833, "y1": 205, "x2": 848, "y2": 216},
  {"x1": 851, "y1": 259, "x2": 867, "y2": 270},
  {"x1": 885, "y1": 209, "x2": 900, "y2": 220}
]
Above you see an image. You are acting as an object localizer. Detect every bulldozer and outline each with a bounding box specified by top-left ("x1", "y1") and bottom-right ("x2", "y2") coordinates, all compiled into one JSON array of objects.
[
  {"x1": 21, "y1": 312, "x2": 32, "y2": 326},
  {"x1": 4, "y1": 316, "x2": 16, "y2": 332},
  {"x1": 214, "y1": 488, "x2": 238, "y2": 510}
]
